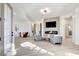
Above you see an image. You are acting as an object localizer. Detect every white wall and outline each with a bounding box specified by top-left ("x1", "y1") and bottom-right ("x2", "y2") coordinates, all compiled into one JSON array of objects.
[
  {"x1": 42, "y1": 19, "x2": 44, "y2": 37},
  {"x1": 60, "y1": 16, "x2": 66, "y2": 39},
  {"x1": 18, "y1": 21, "x2": 32, "y2": 36},
  {"x1": 4, "y1": 4, "x2": 13, "y2": 55},
  {"x1": 72, "y1": 7, "x2": 79, "y2": 45},
  {"x1": 13, "y1": 19, "x2": 32, "y2": 37},
  {"x1": 72, "y1": 16, "x2": 79, "y2": 45}
]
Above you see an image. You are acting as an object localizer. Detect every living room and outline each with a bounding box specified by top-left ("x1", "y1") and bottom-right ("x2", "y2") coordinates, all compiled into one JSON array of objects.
[
  {"x1": 1, "y1": 3, "x2": 79, "y2": 56},
  {"x1": 11, "y1": 3, "x2": 79, "y2": 56}
]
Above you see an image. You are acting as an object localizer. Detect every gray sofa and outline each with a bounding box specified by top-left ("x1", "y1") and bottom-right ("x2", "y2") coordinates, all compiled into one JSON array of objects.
[{"x1": 50, "y1": 35, "x2": 62, "y2": 44}]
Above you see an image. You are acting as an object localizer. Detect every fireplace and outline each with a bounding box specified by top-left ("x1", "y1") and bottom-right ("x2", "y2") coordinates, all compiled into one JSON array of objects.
[{"x1": 45, "y1": 31, "x2": 58, "y2": 34}]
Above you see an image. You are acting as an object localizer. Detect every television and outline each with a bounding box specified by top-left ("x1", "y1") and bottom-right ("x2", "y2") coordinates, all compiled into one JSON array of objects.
[{"x1": 46, "y1": 21, "x2": 56, "y2": 28}]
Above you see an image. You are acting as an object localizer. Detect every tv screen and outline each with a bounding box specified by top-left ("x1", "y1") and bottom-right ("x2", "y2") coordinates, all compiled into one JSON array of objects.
[{"x1": 46, "y1": 21, "x2": 56, "y2": 28}]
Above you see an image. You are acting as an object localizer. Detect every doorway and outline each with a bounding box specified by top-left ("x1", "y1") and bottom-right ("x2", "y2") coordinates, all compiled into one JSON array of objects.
[
  {"x1": 64, "y1": 16, "x2": 73, "y2": 45},
  {"x1": 65, "y1": 16, "x2": 72, "y2": 39},
  {"x1": 65, "y1": 24, "x2": 72, "y2": 38},
  {"x1": 40, "y1": 23, "x2": 42, "y2": 36},
  {"x1": 32, "y1": 24, "x2": 36, "y2": 36}
]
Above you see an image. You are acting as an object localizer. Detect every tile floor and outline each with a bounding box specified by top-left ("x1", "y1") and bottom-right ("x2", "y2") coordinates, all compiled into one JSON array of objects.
[{"x1": 15, "y1": 37, "x2": 79, "y2": 56}]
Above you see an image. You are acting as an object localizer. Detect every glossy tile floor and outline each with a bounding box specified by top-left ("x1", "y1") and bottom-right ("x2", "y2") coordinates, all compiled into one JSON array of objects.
[{"x1": 15, "y1": 37, "x2": 79, "y2": 56}]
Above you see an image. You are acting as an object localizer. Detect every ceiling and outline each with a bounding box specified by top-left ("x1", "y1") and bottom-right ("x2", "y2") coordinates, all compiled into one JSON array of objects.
[{"x1": 11, "y1": 3, "x2": 79, "y2": 21}]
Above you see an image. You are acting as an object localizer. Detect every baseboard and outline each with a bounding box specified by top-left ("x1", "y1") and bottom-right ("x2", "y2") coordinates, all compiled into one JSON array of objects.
[
  {"x1": 73, "y1": 41, "x2": 79, "y2": 45},
  {"x1": 74, "y1": 43, "x2": 79, "y2": 45}
]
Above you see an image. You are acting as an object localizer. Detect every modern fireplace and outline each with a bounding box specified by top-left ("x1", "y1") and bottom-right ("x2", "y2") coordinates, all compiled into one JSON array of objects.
[{"x1": 45, "y1": 31, "x2": 58, "y2": 34}]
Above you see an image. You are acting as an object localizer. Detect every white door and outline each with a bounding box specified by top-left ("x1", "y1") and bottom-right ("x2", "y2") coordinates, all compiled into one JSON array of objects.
[{"x1": 4, "y1": 4, "x2": 12, "y2": 55}]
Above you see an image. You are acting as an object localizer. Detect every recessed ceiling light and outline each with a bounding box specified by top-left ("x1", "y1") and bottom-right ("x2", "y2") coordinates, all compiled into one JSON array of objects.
[{"x1": 40, "y1": 8, "x2": 51, "y2": 15}]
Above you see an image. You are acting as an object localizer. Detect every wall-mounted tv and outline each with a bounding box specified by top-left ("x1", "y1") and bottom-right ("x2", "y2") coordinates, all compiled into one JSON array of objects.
[{"x1": 46, "y1": 21, "x2": 56, "y2": 28}]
